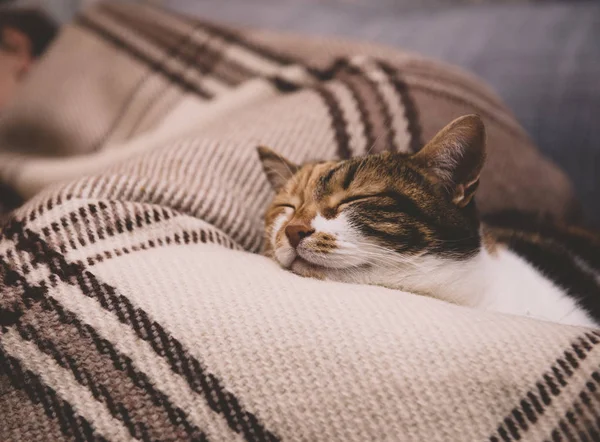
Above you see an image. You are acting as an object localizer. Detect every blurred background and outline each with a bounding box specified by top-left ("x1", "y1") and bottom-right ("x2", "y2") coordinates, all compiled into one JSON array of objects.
[{"x1": 1, "y1": 0, "x2": 599, "y2": 225}]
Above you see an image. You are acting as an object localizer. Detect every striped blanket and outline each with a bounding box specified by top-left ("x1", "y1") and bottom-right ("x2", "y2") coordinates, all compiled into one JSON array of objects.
[{"x1": 0, "y1": 2, "x2": 597, "y2": 441}]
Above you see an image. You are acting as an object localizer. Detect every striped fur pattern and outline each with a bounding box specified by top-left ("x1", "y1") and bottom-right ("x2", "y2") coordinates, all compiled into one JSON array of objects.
[
  {"x1": 261, "y1": 115, "x2": 600, "y2": 328},
  {"x1": 0, "y1": 2, "x2": 599, "y2": 441}
]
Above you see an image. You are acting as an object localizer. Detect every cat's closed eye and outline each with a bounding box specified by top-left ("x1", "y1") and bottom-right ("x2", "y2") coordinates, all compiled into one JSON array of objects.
[
  {"x1": 275, "y1": 203, "x2": 296, "y2": 210},
  {"x1": 338, "y1": 194, "x2": 382, "y2": 208},
  {"x1": 323, "y1": 195, "x2": 382, "y2": 217}
]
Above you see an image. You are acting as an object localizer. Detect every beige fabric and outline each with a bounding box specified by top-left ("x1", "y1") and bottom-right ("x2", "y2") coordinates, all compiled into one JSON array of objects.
[{"x1": 0, "y1": 2, "x2": 597, "y2": 441}]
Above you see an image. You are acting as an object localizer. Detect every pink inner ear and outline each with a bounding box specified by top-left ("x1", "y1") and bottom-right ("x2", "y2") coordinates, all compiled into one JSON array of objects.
[
  {"x1": 452, "y1": 177, "x2": 480, "y2": 207},
  {"x1": 412, "y1": 115, "x2": 486, "y2": 192}
]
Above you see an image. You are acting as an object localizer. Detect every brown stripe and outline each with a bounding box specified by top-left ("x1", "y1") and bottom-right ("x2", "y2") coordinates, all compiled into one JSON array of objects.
[
  {"x1": 0, "y1": 376, "x2": 69, "y2": 442},
  {"x1": 378, "y1": 62, "x2": 423, "y2": 152},
  {"x1": 267, "y1": 58, "x2": 401, "y2": 155},
  {"x1": 80, "y1": 1, "x2": 522, "y2": 160},
  {"x1": 74, "y1": 10, "x2": 217, "y2": 151},
  {"x1": 153, "y1": 3, "x2": 295, "y2": 67},
  {"x1": 87, "y1": 227, "x2": 238, "y2": 266},
  {"x1": 99, "y1": 3, "x2": 255, "y2": 86},
  {"x1": 24, "y1": 192, "x2": 66, "y2": 224},
  {"x1": 144, "y1": 0, "x2": 507, "y2": 149},
  {"x1": 549, "y1": 372, "x2": 600, "y2": 442},
  {"x1": 98, "y1": 7, "x2": 414, "y2": 159},
  {"x1": 349, "y1": 62, "x2": 399, "y2": 152},
  {"x1": 115, "y1": 29, "x2": 216, "y2": 140},
  {"x1": 0, "y1": 345, "x2": 108, "y2": 442},
  {"x1": 488, "y1": 333, "x2": 600, "y2": 442},
  {"x1": 13, "y1": 294, "x2": 208, "y2": 442},
  {"x1": 336, "y1": 70, "x2": 384, "y2": 154},
  {"x1": 312, "y1": 85, "x2": 352, "y2": 159},
  {"x1": 94, "y1": 12, "x2": 215, "y2": 141},
  {"x1": 16, "y1": 181, "x2": 245, "y2": 262},
  {"x1": 339, "y1": 63, "x2": 397, "y2": 153},
  {"x1": 76, "y1": 16, "x2": 212, "y2": 99},
  {"x1": 3, "y1": 220, "x2": 280, "y2": 442},
  {"x1": 38, "y1": 201, "x2": 178, "y2": 254}
]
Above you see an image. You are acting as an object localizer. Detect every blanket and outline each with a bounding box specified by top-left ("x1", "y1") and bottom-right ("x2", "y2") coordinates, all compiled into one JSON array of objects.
[{"x1": 0, "y1": 2, "x2": 597, "y2": 441}]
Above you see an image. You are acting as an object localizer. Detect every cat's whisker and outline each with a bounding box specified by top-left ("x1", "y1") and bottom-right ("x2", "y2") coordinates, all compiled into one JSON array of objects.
[
  {"x1": 311, "y1": 246, "x2": 426, "y2": 269},
  {"x1": 364, "y1": 131, "x2": 386, "y2": 157},
  {"x1": 336, "y1": 239, "x2": 422, "y2": 259},
  {"x1": 430, "y1": 235, "x2": 479, "y2": 244},
  {"x1": 269, "y1": 166, "x2": 301, "y2": 189}
]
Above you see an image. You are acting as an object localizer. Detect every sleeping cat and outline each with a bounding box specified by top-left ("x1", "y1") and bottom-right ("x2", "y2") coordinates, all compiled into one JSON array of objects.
[{"x1": 257, "y1": 115, "x2": 600, "y2": 328}]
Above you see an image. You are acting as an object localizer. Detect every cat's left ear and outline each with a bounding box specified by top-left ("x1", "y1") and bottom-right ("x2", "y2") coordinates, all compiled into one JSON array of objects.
[
  {"x1": 411, "y1": 114, "x2": 486, "y2": 207},
  {"x1": 257, "y1": 146, "x2": 299, "y2": 192}
]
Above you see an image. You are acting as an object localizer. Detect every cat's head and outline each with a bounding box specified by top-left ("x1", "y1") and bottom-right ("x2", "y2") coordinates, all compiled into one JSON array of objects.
[{"x1": 257, "y1": 115, "x2": 486, "y2": 285}]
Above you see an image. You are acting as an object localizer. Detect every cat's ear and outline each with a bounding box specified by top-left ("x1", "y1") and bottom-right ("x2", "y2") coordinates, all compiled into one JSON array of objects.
[
  {"x1": 411, "y1": 114, "x2": 486, "y2": 207},
  {"x1": 257, "y1": 146, "x2": 299, "y2": 192}
]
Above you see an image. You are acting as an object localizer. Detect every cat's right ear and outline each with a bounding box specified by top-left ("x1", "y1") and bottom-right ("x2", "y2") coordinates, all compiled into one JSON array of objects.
[
  {"x1": 411, "y1": 115, "x2": 486, "y2": 208},
  {"x1": 257, "y1": 146, "x2": 299, "y2": 192}
]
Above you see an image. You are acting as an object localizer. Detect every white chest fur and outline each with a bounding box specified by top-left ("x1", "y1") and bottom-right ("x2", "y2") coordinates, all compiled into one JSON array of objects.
[
  {"x1": 476, "y1": 247, "x2": 597, "y2": 328},
  {"x1": 326, "y1": 245, "x2": 599, "y2": 329}
]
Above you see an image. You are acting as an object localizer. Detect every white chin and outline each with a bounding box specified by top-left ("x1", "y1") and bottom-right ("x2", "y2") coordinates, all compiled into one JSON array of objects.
[
  {"x1": 297, "y1": 248, "x2": 366, "y2": 270},
  {"x1": 290, "y1": 257, "x2": 328, "y2": 277},
  {"x1": 274, "y1": 247, "x2": 297, "y2": 268}
]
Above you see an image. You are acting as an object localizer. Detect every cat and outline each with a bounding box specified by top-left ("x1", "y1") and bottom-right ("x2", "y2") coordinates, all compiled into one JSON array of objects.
[{"x1": 257, "y1": 114, "x2": 600, "y2": 329}]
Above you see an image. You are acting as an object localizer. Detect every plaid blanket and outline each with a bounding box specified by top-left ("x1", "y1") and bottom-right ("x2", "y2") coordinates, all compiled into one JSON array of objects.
[{"x1": 0, "y1": 2, "x2": 597, "y2": 441}]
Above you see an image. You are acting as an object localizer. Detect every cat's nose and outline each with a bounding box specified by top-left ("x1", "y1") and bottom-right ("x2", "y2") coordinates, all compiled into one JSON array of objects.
[{"x1": 285, "y1": 222, "x2": 315, "y2": 248}]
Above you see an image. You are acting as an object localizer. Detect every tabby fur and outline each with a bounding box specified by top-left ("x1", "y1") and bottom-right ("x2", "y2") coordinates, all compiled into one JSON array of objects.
[{"x1": 258, "y1": 115, "x2": 600, "y2": 328}]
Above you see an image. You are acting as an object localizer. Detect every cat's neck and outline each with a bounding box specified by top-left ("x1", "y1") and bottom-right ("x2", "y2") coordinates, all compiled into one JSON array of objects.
[
  {"x1": 371, "y1": 251, "x2": 488, "y2": 307},
  {"x1": 415, "y1": 240, "x2": 596, "y2": 327},
  {"x1": 477, "y1": 246, "x2": 597, "y2": 327},
  {"x1": 372, "y1": 230, "x2": 598, "y2": 328}
]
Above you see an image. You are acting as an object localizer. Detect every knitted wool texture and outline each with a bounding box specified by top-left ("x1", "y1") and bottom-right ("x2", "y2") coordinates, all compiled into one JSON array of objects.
[{"x1": 0, "y1": 3, "x2": 597, "y2": 441}]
